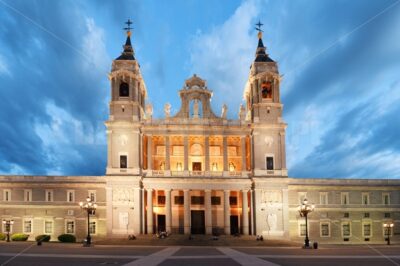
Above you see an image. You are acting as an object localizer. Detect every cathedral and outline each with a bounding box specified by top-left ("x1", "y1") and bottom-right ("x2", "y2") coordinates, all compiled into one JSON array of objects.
[{"x1": 0, "y1": 24, "x2": 399, "y2": 244}]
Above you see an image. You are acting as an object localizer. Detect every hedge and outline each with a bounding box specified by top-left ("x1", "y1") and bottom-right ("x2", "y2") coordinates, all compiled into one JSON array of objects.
[
  {"x1": 35, "y1": 234, "x2": 51, "y2": 242},
  {"x1": 11, "y1": 233, "x2": 29, "y2": 241},
  {"x1": 0, "y1": 233, "x2": 5, "y2": 241},
  {"x1": 57, "y1": 234, "x2": 76, "y2": 243}
]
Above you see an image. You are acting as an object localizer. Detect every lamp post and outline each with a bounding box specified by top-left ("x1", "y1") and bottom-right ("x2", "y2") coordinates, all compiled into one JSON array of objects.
[
  {"x1": 383, "y1": 223, "x2": 394, "y2": 245},
  {"x1": 79, "y1": 196, "x2": 97, "y2": 246},
  {"x1": 2, "y1": 219, "x2": 14, "y2": 242},
  {"x1": 297, "y1": 198, "x2": 315, "y2": 248}
]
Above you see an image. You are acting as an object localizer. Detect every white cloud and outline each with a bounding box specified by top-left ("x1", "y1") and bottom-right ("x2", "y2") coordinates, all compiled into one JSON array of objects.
[
  {"x1": 0, "y1": 54, "x2": 11, "y2": 76},
  {"x1": 82, "y1": 18, "x2": 110, "y2": 73},
  {"x1": 189, "y1": 0, "x2": 264, "y2": 118}
]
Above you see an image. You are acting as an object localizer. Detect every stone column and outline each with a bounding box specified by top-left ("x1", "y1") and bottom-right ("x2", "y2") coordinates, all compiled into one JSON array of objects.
[
  {"x1": 133, "y1": 188, "x2": 141, "y2": 235},
  {"x1": 280, "y1": 132, "x2": 287, "y2": 170},
  {"x1": 147, "y1": 135, "x2": 152, "y2": 170},
  {"x1": 184, "y1": 136, "x2": 189, "y2": 171},
  {"x1": 241, "y1": 136, "x2": 246, "y2": 171},
  {"x1": 184, "y1": 190, "x2": 191, "y2": 234},
  {"x1": 205, "y1": 136, "x2": 210, "y2": 171},
  {"x1": 224, "y1": 190, "x2": 230, "y2": 235},
  {"x1": 165, "y1": 189, "x2": 172, "y2": 233},
  {"x1": 105, "y1": 187, "x2": 113, "y2": 236},
  {"x1": 223, "y1": 136, "x2": 228, "y2": 171},
  {"x1": 242, "y1": 190, "x2": 249, "y2": 235},
  {"x1": 205, "y1": 190, "x2": 212, "y2": 234},
  {"x1": 106, "y1": 130, "x2": 112, "y2": 168},
  {"x1": 250, "y1": 190, "x2": 254, "y2": 235},
  {"x1": 146, "y1": 189, "x2": 153, "y2": 234},
  {"x1": 165, "y1": 135, "x2": 170, "y2": 170}
]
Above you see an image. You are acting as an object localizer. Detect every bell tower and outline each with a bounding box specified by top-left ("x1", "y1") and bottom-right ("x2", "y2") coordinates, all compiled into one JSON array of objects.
[
  {"x1": 244, "y1": 21, "x2": 287, "y2": 177},
  {"x1": 105, "y1": 20, "x2": 147, "y2": 175}
]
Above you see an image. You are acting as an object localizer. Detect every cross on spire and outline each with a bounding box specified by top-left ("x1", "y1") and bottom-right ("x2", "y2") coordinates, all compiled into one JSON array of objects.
[
  {"x1": 124, "y1": 19, "x2": 133, "y2": 32},
  {"x1": 255, "y1": 20, "x2": 264, "y2": 33}
]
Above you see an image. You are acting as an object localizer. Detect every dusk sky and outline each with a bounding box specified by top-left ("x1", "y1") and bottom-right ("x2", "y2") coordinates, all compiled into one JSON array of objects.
[{"x1": 0, "y1": 0, "x2": 399, "y2": 178}]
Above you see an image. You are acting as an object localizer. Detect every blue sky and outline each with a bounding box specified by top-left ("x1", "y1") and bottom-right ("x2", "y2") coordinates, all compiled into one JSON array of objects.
[{"x1": 0, "y1": 0, "x2": 399, "y2": 178}]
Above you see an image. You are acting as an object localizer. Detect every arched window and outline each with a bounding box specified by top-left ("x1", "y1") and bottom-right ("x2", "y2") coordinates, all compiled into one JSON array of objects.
[
  {"x1": 119, "y1": 82, "x2": 129, "y2": 97},
  {"x1": 261, "y1": 81, "x2": 273, "y2": 99}
]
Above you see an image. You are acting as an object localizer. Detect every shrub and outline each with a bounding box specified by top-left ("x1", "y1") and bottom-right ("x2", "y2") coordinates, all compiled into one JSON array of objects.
[
  {"x1": 57, "y1": 234, "x2": 76, "y2": 243},
  {"x1": 11, "y1": 233, "x2": 29, "y2": 241},
  {"x1": 0, "y1": 233, "x2": 6, "y2": 241},
  {"x1": 35, "y1": 234, "x2": 51, "y2": 242}
]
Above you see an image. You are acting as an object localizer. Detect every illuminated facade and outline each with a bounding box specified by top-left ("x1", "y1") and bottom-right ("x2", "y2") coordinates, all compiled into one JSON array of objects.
[{"x1": 0, "y1": 28, "x2": 399, "y2": 244}]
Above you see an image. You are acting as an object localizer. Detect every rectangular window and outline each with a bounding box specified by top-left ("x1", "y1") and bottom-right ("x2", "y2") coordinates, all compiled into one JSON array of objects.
[
  {"x1": 229, "y1": 196, "x2": 237, "y2": 206},
  {"x1": 174, "y1": 196, "x2": 184, "y2": 205},
  {"x1": 342, "y1": 223, "x2": 351, "y2": 237},
  {"x1": 299, "y1": 224, "x2": 306, "y2": 236},
  {"x1": 384, "y1": 212, "x2": 391, "y2": 218},
  {"x1": 23, "y1": 220, "x2": 32, "y2": 234},
  {"x1": 363, "y1": 224, "x2": 371, "y2": 237},
  {"x1": 24, "y1": 190, "x2": 32, "y2": 202},
  {"x1": 320, "y1": 192, "x2": 328, "y2": 205},
  {"x1": 320, "y1": 223, "x2": 330, "y2": 237},
  {"x1": 88, "y1": 190, "x2": 96, "y2": 202},
  {"x1": 211, "y1": 196, "x2": 221, "y2": 205},
  {"x1": 157, "y1": 195, "x2": 166, "y2": 205},
  {"x1": 341, "y1": 192, "x2": 349, "y2": 205},
  {"x1": 66, "y1": 221, "x2": 75, "y2": 234},
  {"x1": 89, "y1": 221, "x2": 96, "y2": 234},
  {"x1": 362, "y1": 193, "x2": 369, "y2": 205},
  {"x1": 120, "y1": 155, "x2": 127, "y2": 169},
  {"x1": 45, "y1": 221, "x2": 53, "y2": 234},
  {"x1": 344, "y1": 212, "x2": 349, "y2": 218},
  {"x1": 191, "y1": 196, "x2": 204, "y2": 205},
  {"x1": 67, "y1": 190, "x2": 75, "y2": 202},
  {"x1": 383, "y1": 193, "x2": 390, "y2": 205},
  {"x1": 45, "y1": 190, "x2": 53, "y2": 202},
  {"x1": 266, "y1": 157, "x2": 274, "y2": 170},
  {"x1": 3, "y1": 189, "x2": 11, "y2": 202},
  {"x1": 364, "y1": 213, "x2": 370, "y2": 218}
]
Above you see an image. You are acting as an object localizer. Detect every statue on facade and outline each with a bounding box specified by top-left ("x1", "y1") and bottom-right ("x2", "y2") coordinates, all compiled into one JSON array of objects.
[
  {"x1": 164, "y1": 103, "x2": 171, "y2": 118},
  {"x1": 239, "y1": 104, "x2": 246, "y2": 121},
  {"x1": 193, "y1": 99, "x2": 199, "y2": 118},
  {"x1": 145, "y1": 104, "x2": 153, "y2": 120},
  {"x1": 221, "y1": 104, "x2": 227, "y2": 119}
]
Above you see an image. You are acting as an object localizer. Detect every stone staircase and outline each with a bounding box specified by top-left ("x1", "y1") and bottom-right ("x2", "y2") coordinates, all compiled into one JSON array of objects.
[{"x1": 94, "y1": 234, "x2": 297, "y2": 247}]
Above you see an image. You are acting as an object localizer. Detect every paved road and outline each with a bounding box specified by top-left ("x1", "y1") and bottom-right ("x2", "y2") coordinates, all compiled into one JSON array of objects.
[{"x1": 0, "y1": 242, "x2": 399, "y2": 266}]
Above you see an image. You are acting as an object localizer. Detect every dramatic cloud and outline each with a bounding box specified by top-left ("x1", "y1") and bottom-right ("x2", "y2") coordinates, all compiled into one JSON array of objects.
[{"x1": 0, "y1": 0, "x2": 399, "y2": 178}]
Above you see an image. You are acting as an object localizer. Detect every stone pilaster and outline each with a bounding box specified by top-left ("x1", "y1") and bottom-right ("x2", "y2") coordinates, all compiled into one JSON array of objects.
[
  {"x1": 165, "y1": 189, "x2": 172, "y2": 233},
  {"x1": 205, "y1": 136, "x2": 210, "y2": 171},
  {"x1": 147, "y1": 135, "x2": 152, "y2": 170},
  {"x1": 242, "y1": 190, "x2": 249, "y2": 235},
  {"x1": 241, "y1": 136, "x2": 246, "y2": 171},
  {"x1": 184, "y1": 136, "x2": 189, "y2": 171},
  {"x1": 223, "y1": 136, "x2": 228, "y2": 171},
  {"x1": 224, "y1": 190, "x2": 230, "y2": 235},
  {"x1": 205, "y1": 190, "x2": 212, "y2": 234},
  {"x1": 165, "y1": 135, "x2": 170, "y2": 170},
  {"x1": 184, "y1": 189, "x2": 190, "y2": 234},
  {"x1": 146, "y1": 189, "x2": 153, "y2": 234}
]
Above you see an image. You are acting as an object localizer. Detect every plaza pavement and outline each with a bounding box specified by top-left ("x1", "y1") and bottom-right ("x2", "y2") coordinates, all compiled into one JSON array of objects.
[{"x1": 0, "y1": 238, "x2": 399, "y2": 266}]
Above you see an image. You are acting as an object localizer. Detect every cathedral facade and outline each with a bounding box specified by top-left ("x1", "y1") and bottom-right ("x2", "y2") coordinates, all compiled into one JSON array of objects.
[{"x1": 0, "y1": 28, "x2": 399, "y2": 244}]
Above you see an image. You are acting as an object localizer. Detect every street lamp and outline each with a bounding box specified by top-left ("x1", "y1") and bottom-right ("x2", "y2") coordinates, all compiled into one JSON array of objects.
[
  {"x1": 383, "y1": 222, "x2": 394, "y2": 245},
  {"x1": 2, "y1": 219, "x2": 14, "y2": 242},
  {"x1": 297, "y1": 198, "x2": 315, "y2": 248},
  {"x1": 79, "y1": 196, "x2": 97, "y2": 246}
]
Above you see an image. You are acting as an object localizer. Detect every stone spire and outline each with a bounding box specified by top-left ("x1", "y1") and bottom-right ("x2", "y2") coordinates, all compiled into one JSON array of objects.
[
  {"x1": 254, "y1": 20, "x2": 274, "y2": 63},
  {"x1": 116, "y1": 19, "x2": 135, "y2": 60}
]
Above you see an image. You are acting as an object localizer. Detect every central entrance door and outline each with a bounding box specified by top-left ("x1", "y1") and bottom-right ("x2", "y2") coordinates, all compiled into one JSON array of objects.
[
  {"x1": 191, "y1": 210, "x2": 205, "y2": 234},
  {"x1": 157, "y1": 214, "x2": 166, "y2": 233},
  {"x1": 192, "y1": 162, "x2": 202, "y2": 171},
  {"x1": 230, "y1": 215, "x2": 239, "y2": 235}
]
